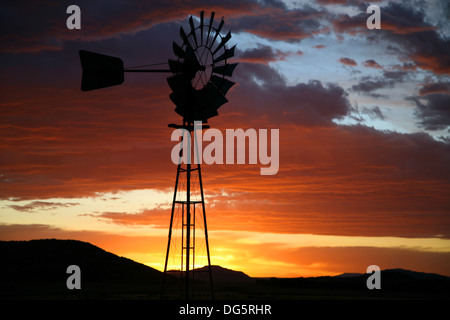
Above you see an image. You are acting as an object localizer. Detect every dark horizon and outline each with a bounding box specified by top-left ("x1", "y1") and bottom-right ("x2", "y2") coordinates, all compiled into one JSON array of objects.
[{"x1": 1, "y1": 238, "x2": 449, "y2": 300}]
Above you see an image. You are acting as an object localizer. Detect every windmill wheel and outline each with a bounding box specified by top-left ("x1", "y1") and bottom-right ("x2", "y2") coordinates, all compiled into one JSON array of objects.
[{"x1": 167, "y1": 11, "x2": 238, "y2": 125}]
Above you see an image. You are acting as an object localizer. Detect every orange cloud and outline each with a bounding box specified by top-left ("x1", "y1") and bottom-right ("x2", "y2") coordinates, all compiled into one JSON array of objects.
[
  {"x1": 339, "y1": 57, "x2": 357, "y2": 66},
  {"x1": 237, "y1": 45, "x2": 303, "y2": 64},
  {"x1": 363, "y1": 59, "x2": 383, "y2": 69}
]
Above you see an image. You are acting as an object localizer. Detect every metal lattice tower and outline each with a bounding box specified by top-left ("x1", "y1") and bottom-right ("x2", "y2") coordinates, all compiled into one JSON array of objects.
[{"x1": 161, "y1": 127, "x2": 214, "y2": 299}]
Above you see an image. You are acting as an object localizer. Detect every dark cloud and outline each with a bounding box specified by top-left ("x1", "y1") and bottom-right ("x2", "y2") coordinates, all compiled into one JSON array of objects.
[
  {"x1": 361, "y1": 106, "x2": 386, "y2": 120},
  {"x1": 0, "y1": 0, "x2": 326, "y2": 55},
  {"x1": 332, "y1": 2, "x2": 450, "y2": 74},
  {"x1": 237, "y1": 44, "x2": 301, "y2": 64},
  {"x1": 393, "y1": 62, "x2": 417, "y2": 71},
  {"x1": 231, "y1": 63, "x2": 352, "y2": 127},
  {"x1": 82, "y1": 208, "x2": 168, "y2": 226},
  {"x1": 351, "y1": 76, "x2": 394, "y2": 97},
  {"x1": 382, "y1": 70, "x2": 408, "y2": 82},
  {"x1": 333, "y1": 1, "x2": 435, "y2": 34},
  {"x1": 0, "y1": 0, "x2": 260, "y2": 54},
  {"x1": 233, "y1": 62, "x2": 286, "y2": 86},
  {"x1": 316, "y1": 0, "x2": 348, "y2": 4},
  {"x1": 410, "y1": 93, "x2": 450, "y2": 131},
  {"x1": 7, "y1": 201, "x2": 79, "y2": 212},
  {"x1": 227, "y1": 4, "x2": 325, "y2": 42},
  {"x1": 419, "y1": 82, "x2": 450, "y2": 96}
]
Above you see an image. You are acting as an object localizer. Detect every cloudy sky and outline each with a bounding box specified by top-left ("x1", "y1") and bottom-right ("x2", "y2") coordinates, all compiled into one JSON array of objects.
[{"x1": 1, "y1": 0, "x2": 449, "y2": 277}]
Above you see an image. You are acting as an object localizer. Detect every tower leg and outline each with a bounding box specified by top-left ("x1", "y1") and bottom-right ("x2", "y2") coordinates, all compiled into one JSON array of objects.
[
  {"x1": 161, "y1": 163, "x2": 181, "y2": 298},
  {"x1": 198, "y1": 163, "x2": 214, "y2": 299},
  {"x1": 185, "y1": 162, "x2": 191, "y2": 300},
  {"x1": 193, "y1": 123, "x2": 214, "y2": 299}
]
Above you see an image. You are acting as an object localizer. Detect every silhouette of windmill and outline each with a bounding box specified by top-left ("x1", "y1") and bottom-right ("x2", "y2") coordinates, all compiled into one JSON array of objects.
[{"x1": 79, "y1": 11, "x2": 237, "y2": 299}]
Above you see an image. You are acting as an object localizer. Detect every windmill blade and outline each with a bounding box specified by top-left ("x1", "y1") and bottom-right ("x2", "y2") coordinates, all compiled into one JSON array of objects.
[
  {"x1": 167, "y1": 74, "x2": 184, "y2": 91},
  {"x1": 206, "y1": 12, "x2": 215, "y2": 47},
  {"x1": 175, "y1": 104, "x2": 187, "y2": 118},
  {"x1": 170, "y1": 47, "x2": 201, "y2": 75},
  {"x1": 189, "y1": 16, "x2": 198, "y2": 48},
  {"x1": 202, "y1": 94, "x2": 228, "y2": 120},
  {"x1": 203, "y1": 109, "x2": 219, "y2": 120},
  {"x1": 185, "y1": 44, "x2": 198, "y2": 63},
  {"x1": 167, "y1": 75, "x2": 195, "y2": 106},
  {"x1": 194, "y1": 81, "x2": 229, "y2": 121},
  {"x1": 210, "y1": 75, "x2": 236, "y2": 95},
  {"x1": 180, "y1": 26, "x2": 190, "y2": 47},
  {"x1": 183, "y1": 45, "x2": 203, "y2": 76},
  {"x1": 79, "y1": 50, "x2": 124, "y2": 91},
  {"x1": 168, "y1": 59, "x2": 185, "y2": 73},
  {"x1": 213, "y1": 63, "x2": 238, "y2": 77},
  {"x1": 210, "y1": 18, "x2": 224, "y2": 48},
  {"x1": 194, "y1": 82, "x2": 219, "y2": 108},
  {"x1": 212, "y1": 31, "x2": 232, "y2": 55},
  {"x1": 167, "y1": 73, "x2": 192, "y2": 97},
  {"x1": 210, "y1": 94, "x2": 228, "y2": 111},
  {"x1": 173, "y1": 42, "x2": 186, "y2": 59},
  {"x1": 170, "y1": 91, "x2": 184, "y2": 107},
  {"x1": 200, "y1": 11, "x2": 204, "y2": 44},
  {"x1": 213, "y1": 45, "x2": 236, "y2": 64}
]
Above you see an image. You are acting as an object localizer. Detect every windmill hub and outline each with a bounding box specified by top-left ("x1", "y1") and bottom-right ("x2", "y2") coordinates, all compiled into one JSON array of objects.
[{"x1": 192, "y1": 45, "x2": 214, "y2": 90}]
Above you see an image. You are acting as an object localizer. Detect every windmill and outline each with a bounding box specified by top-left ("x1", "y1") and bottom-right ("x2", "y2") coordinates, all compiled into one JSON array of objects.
[{"x1": 79, "y1": 11, "x2": 237, "y2": 299}]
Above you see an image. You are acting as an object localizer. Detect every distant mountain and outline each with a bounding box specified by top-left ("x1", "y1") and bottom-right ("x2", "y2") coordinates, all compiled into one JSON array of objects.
[
  {"x1": 380, "y1": 268, "x2": 449, "y2": 280},
  {"x1": 335, "y1": 269, "x2": 448, "y2": 280},
  {"x1": 263, "y1": 268, "x2": 449, "y2": 298},
  {"x1": 167, "y1": 265, "x2": 255, "y2": 283},
  {"x1": 335, "y1": 273, "x2": 363, "y2": 278}
]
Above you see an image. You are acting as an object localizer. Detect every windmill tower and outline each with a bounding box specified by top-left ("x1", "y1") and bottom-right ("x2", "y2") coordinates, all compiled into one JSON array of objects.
[{"x1": 79, "y1": 11, "x2": 237, "y2": 299}]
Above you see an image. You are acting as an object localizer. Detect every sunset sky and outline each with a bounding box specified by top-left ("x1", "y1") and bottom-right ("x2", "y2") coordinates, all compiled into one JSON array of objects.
[{"x1": 1, "y1": 0, "x2": 449, "y2": 278}]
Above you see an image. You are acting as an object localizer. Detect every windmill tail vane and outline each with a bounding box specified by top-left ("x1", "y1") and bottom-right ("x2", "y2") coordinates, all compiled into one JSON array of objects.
[{"x1": 79, "y1": 11, "x2": 238, "y2": 299}]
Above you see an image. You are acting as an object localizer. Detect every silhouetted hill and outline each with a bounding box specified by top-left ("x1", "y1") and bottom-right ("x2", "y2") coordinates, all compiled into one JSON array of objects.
[
  {"x1": 260, "y1": 268, "x2": 449, "y2": 299},
  {"x1": 336, "y1": 269, "x2": 448, "y2": 280},
  {"x1": 335, "y1": 272, "x2": 363, "y2": 278},
  {"x1": 381, "y1": 268, "x2": 448, "y2": 280},
  {"x1": 0, "y1": 239, "x2": 164, "y2": 298}
]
